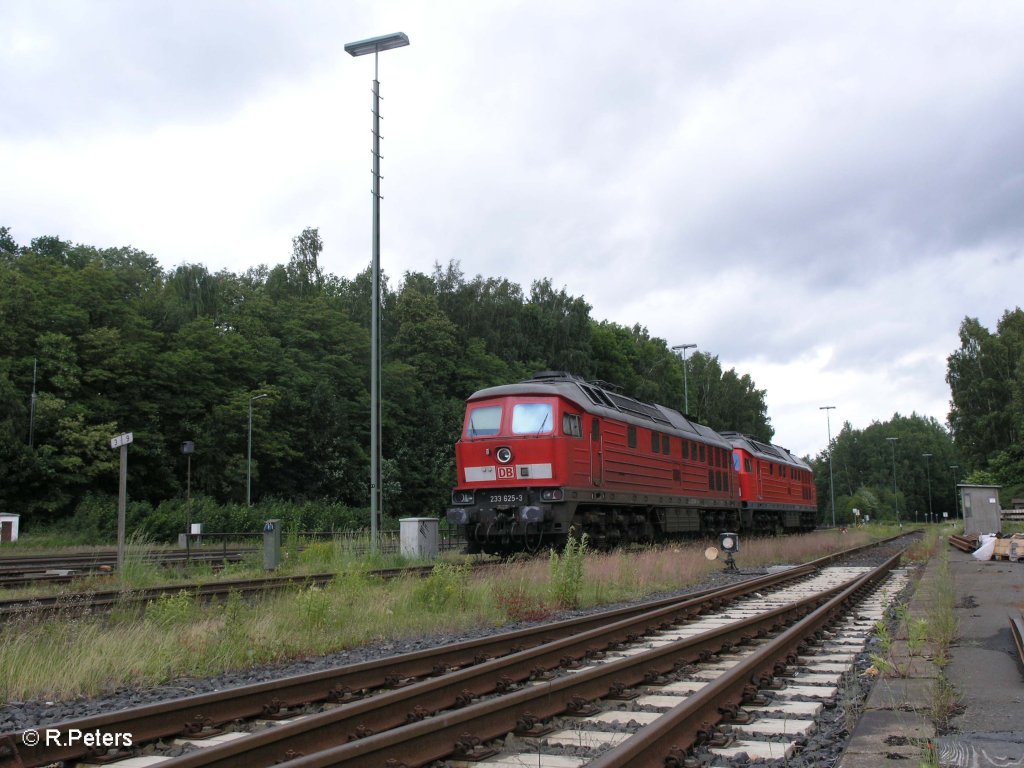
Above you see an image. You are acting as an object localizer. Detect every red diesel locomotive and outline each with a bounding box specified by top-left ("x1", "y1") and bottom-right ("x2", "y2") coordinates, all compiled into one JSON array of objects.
[{"x1": 446, "y1": 372, "x2": 817, "y2": 554}]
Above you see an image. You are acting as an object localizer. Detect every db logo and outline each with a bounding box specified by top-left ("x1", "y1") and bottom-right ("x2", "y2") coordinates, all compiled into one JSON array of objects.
[{"x1": 497, "y1": 466, "x2": 516, "y2": 479}]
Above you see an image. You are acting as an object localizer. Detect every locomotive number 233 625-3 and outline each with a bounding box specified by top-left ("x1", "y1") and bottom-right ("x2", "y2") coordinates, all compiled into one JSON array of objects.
[{"x1": 488, "y1": 492, "x2": 525, "y2": 505}]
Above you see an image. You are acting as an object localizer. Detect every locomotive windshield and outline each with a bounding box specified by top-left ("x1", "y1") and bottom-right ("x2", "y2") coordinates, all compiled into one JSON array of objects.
[
  {"x1": 466, "y1": 405, "x2": 501, "y2": 437},
  {"x1": 512, "y1": 402, "x2": 553, "y2": 434}
]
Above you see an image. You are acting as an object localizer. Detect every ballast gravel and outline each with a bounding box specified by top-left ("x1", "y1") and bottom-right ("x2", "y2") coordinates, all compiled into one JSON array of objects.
[{"x1": 0, "y1": 536, "x2": 914, "y2": 768}]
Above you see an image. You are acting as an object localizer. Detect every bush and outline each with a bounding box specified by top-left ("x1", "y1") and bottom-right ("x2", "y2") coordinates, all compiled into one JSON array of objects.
[
  {"x1": 413, "y1": 562, "x2": 469, "y2": 611},
  {"x1": 50, "y1": 496, "x2": 387, "y2": 545},
  {"x1": 548, "y1": 531, "x2": 589, "y2": 609}
]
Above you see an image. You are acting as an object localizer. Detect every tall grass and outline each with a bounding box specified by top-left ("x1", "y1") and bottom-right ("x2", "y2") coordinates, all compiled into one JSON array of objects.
[{"x1": 0, "y1": 528, "x2": 882, "y2": 702}]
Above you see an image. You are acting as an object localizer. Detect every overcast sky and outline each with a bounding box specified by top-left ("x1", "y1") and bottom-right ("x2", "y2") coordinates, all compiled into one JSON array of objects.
[{"x1": 3, "y1": 0, "x2": 1023, "y2": 459}]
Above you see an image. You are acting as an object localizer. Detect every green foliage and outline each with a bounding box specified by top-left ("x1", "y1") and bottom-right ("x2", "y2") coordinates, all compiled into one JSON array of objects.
[
  {"x1": 947, "y1": 309, "x2": 1024, "y2": 497},
  {"x1": 548, "y1": 531, "x2": 589, "y2": 609},
  {"x1": 811, "y1": 413, "x2": 958, "y2": 526},
  {"x1": 295, "y1": 585, "x2": 331, "y2": 630},
  {"x1": 0, "y1": 230, "x2": 774, "y2": 527},
  {"x1": 413, "y1": 561, "x2": 469, "y2": 611},
  {"x1": 145, "y1": 590, "x2": 198, "y2": 627}
]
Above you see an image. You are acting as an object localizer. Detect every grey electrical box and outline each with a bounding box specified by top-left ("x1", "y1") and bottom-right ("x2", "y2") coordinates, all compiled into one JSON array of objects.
[
  {"x1": 263, "y1": 518, "x2": 282, "y2": 570},
  {"x1": 400, "y1": 517, "x2": 439, "y2": 559},
  {"x1": 959, "y1": 484, "x2": 1002, "y2": 536}
]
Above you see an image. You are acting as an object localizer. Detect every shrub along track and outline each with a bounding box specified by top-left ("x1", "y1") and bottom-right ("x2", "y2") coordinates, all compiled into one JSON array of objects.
[{"x1": 0, "y1": 538, "x2": 908, "y2": 768}]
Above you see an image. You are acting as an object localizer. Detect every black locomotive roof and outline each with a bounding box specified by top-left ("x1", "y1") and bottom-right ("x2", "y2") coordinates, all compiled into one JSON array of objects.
[
  {"x1": 719, "y1": 431, "x2": 811, "y2": 471},
  {"x1": 468, "y1": 372, "x2": 732, "y2": 449}
]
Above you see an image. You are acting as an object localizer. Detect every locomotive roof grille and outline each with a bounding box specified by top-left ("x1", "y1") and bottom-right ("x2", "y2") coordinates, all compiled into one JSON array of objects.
[
  {"x1": 606, "y1": 392, "x2": 672, "y2": 425},
  {"x1": 579, "y1": 383, "x2": 617, "y2": 409},
  {"x1": 525, "y1": 372, "x2": 672, "y2": 427}
]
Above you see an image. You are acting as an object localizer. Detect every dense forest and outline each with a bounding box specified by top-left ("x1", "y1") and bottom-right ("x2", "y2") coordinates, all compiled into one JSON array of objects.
[
  {"x1": 807, "y1": 308, "x2": 1024, "y2": 524},
  {"x1": 0, "y1": 226, "x2": 773, "y2": 536},
  {"x1": 2, "y1": 226, "x2": 1020, "y2": 538}
]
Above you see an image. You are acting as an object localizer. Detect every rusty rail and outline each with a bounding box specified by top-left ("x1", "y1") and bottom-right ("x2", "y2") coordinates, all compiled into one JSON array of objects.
[
  {"x1": 0, "y1": 564, "x2": 817, "y2": 768},
  {"x1": 1011, "y1": 614, "x2": 1024, "y2": 670},
  {"x1": 258, "y1": 555, "x2": 902, "y2": 768},
  {"x1": 0, "y1": 535, "x2": 909, "y2": 767},
  {"x1": 948, "y1": 534, "x2": 978, "y2": 553}
]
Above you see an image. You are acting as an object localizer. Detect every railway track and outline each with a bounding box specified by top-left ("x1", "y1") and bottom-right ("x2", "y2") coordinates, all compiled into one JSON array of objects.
[
  {"x1": 0, "y1": 549, "x2": 255, "y2": 588},
  {"x1": 0, "y1": 563, "x2": 502, "y2": 622},
  {"x1": 0, "y1": 540, "x2": 909, "y2": 767}
]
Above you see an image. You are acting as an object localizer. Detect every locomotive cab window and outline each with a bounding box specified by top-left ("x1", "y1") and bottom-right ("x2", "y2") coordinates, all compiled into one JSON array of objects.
[
  {"x1": 562, "y1": 413, "x2": 583, "y2": 438},
  {"x1": 512, "y1": 403, "x2": 554, "y2": 434},
  {"x1": 591, "y1": 419, "x2": 600, "y2": 439},
  {"x1": 466, "y1": 405, "x2": 502, "y2": 437}
]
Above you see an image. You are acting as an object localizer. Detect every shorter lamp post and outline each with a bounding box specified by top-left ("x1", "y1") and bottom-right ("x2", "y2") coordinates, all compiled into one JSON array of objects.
[
  {"x1": 182, "y1": 440, "x2": 195, "y2": 561},
  {"x1": 922, "y1": 453, "x2": 933, "y2": 524},
  {"x1": 949, "y1": 464, "x2": 960, "y2": 521},
  {"x1": 671, "y1": 343, "x2": 697, "y2": 414},
  {"x1": 247, "y1": 394, "x2": 269, "y2": 506},
  {"x1": 886, "y1": 437, "x2": 900, "y2": 525},
  {"x1": 820, "y1": 405, "x2": 836, "y2": 527}
]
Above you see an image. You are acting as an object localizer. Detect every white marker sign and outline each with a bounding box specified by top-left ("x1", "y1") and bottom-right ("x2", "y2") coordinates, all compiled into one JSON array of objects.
[{"x1": 110, "y1": 432, "x2": 134, "y2": 449}]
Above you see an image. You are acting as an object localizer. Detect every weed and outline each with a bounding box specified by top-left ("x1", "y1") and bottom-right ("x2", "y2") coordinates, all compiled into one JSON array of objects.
[
  {"x1": 492, "y1": 582, "x2": 550, "y2": 623},
  {"x1": 145, "y1": 590, "x2": 197, "y2": 627},
  {"x1": 907, "y1": 617, "x2": 929, "y2": 656},
  {"x1": 548, "y1": 531, "x2": 588, "y2": 609},
  {"x1": 930, "y1": 676, "x2": 959, "y2": 730},
  {"x1": 413, "y1": 562, "x2": 469, "y2": 611},
  {"x1": 295, "y1": 585, "x2": 332, "y2": 630},
  {"x1": 919, "y1": 740, "x2": 940, "y2": 767},
  {"x1": 840, "y1": 669, "x2": 864, "y2": 733}
]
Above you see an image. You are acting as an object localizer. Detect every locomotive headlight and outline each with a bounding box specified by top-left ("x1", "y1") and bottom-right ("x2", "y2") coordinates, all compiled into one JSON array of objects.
[
  {"x1": 540, "y1": 488, "x2": 563, "y2": 501},
  {"x1": 719, "y1": 532, "x2": 739, "y2": 553},
  {"x1": 451, "y1": 490, "x2": 475, "y2": 505},
  {"x1": 495, "y1": 446, "x2": 513, "y2": 464}
]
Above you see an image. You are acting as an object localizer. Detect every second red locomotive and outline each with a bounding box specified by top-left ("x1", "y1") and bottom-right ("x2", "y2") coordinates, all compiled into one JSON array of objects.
[{"x1": 446, "y1": 372, "x2": 817, "y2": 554}]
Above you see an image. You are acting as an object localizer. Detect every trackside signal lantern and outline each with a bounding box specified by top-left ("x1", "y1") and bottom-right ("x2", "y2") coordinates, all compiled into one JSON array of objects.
[{"x1": 719, "y1": 532, "x2": 739, "y2": 572}]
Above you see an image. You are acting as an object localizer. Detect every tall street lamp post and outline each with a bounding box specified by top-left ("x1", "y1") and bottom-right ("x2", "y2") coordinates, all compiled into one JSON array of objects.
[
  {"x1": 820, "y1": 405, "x2": 836, "y2": 528},
  {"x1": 345, "y1": 32, "x2": 410, "y2": 553},
  {"x1": 922, "y1": 453, "x2": 933, "y2": 523},
  {"x1": 247, "y1": 393, "x2": 268, "y2": 506},
  {"x1": 949, "y1": 464, "x2": 960, "y2": 521},
  {"x1": 886, "y1": 437, "x2": 900, "y2": 525},
  {"x1": 671, "y1": 343, "x2": 697, "y2": 415}
]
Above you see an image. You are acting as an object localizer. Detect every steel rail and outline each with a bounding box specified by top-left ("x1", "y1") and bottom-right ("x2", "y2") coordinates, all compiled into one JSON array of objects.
[
  {"x1": 0, "y1": 565, "x2": 816, "y2": 768},
  {"x1": 0, "y1": 573, "x2": 339, "y2": 620},
  {"x1": 0, "y1": 535, "x2": 907, "y2": 767},
  {"x1": 588, "y1": 550, "x2": 903, "y2": 768},
  {"x1": 948, "y1": 534, "x2": 978, "y2": 553},
  {"x1": 1011, "y1": 614, "x2": 1024, "y2": 670},
  {"x1": 0, "y1": 549, "x2": 254, "y2": 569},
  {"x1": 152, "y1": 568, "x2": 829, "y2": 768},
  {"x1": 248, "y1": 559, "x2": 900, "y2": 768},
  {"x1": 0, "y1": 563, "x2": 489, "y2": 619}
]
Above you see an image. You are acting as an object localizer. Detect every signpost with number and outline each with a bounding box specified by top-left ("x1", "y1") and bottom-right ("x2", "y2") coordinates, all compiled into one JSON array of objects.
[{"x1": 110, "y1": 432, "x2": 133, "y2": 569}]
